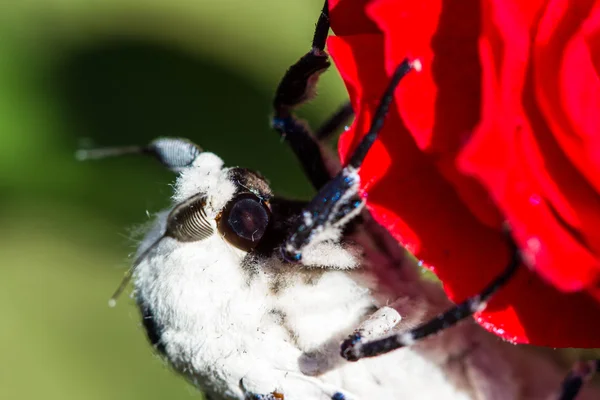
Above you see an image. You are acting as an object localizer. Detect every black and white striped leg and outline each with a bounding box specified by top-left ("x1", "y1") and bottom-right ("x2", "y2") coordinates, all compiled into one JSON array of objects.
[
  {"x1": 281, "y1": 59, "x2": 417, "y2": 262},
  {"x1": 558, "y1": 359, "x2": 599, "y2": 400},
  {"x1": 341, "y1": 238, "x2": 521, "y2": 361},
  {"x1": 272, "y1": 1, "x2": 354, "y2": 190}
]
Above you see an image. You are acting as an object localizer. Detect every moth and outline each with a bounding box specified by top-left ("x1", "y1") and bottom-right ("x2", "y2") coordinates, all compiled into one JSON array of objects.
[{"x1": 79, "y1": 2, "x2": 597, "y2": 399}]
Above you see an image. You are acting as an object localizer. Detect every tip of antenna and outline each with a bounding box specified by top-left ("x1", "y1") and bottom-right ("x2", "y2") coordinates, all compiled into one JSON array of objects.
[
  {"x1": 75, "y1": 149, "x2": 92, "y2": 161},
  {"x1": 108, "y1": 298, "x2": 117, "y2": 308},
  {"x1": 411, "y1": 59, "x2": 423, "y2": 72}
]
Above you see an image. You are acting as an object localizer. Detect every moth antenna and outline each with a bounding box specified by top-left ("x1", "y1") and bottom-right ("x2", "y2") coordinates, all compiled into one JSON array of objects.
[
  {"x1": 75, "y1": 145, "x2": 147, "y2": 161},
  {"x1": 108, "y1": 236, "x2": 164, "y2": 307},
  {"x1": 108, "y1": 269, "x2": 133, "y2": 308},
  {"x1": 77, "y1": 137, "x2": 203, "y2": 173}
]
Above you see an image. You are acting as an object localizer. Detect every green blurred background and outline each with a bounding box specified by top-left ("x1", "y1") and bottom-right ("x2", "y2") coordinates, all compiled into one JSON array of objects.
[{"x1": 0, "y1": 1, "x2": 346, "y2": 399}]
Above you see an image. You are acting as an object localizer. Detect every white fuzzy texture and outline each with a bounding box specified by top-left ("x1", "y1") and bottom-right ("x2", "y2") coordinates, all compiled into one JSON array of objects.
[
  {"x1": 300, "y1": 241, "x2": 359, "y2": 269},
  {"x1": 135, "y1": 231, "x2": 474, "y2": 400},
  {"x1": 131, "y1": 153, "x2": 599, "y2": 400},
  {"x1": 173, "y1": 152, "x2": 236, "y2": 219},
  {"x1": 355, "y1": 306, "x2": 401, "y2": 338}
]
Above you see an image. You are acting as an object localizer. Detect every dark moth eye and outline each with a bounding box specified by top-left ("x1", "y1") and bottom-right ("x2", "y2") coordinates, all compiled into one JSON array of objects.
[
  {"x1": 166, "y1": 194, "x2": 214, "y2": 242},
  {"x1": 218, "y1": 193, "x2": 271, "y2": 251}
]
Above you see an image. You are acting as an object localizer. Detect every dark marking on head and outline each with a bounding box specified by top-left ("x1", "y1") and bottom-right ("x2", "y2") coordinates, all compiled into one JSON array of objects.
[{"x1": 228, "y1": 168, "x2": 273, "y2": 200}]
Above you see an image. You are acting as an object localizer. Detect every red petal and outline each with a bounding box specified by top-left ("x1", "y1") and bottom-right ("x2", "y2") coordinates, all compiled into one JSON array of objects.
[
  {"x1": 329, "y1": 0, "x2": 600, "y2": 346},
  {"x1": 368, "y1": 0, "x2": 505, "y2": 234},
  {"x1": 531, "y1": 0, "x2": 600, "y2": 285},
  {"x1": 329, "y1": 33, "x2": 527, "y2": 344},
  {"x1": 329, "y1": 0, "x2": 381, "y2": 36},
  {"x1": 460, "y1": 0, "x2": 600, "y2": 290},
  {"x1": 459, "y1": 0, "x2": 600, "y2": 344}
]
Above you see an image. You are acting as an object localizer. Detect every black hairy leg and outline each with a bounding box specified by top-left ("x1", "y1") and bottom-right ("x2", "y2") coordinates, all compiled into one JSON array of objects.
[
  {"x1": 314, "y1": 102, "x2": 354, "y2": 141},
  {"x1": 341, "y1": 236, "x2": 521, "y2": 361},
  {"x1": 558, "y1": 360, "x2": 599, "y2": 400},
  {"x1": 281, "y1": 58, "x2": 418, "y2": 262},
  {"x1": 272, "y1": 0, "x2": 353, "y2": 190}
]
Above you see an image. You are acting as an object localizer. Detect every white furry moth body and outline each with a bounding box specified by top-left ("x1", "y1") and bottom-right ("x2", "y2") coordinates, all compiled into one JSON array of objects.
[
  {"x1": 131, "y1": 151, "x2": 471, "y2": 400},
  {"x1": 129, "y1": 150, "x2": 486, "y2": 400},
  {"x1": 79, "y1": 137, "x2": 595, "y2": 400}
]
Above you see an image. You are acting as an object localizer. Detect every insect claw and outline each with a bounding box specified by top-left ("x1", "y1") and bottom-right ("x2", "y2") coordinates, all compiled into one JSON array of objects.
[{"x1": 340, "y1": 333, "x2": 363, "y2": 362}]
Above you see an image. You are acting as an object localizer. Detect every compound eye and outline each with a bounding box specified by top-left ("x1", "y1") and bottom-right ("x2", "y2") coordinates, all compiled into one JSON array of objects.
[
  {"x1": 166, "y1": 194, "x2": 214, "y2": 242},
  {"x1": 218, "y1": 193, "x2": 271, "y2": 251}
]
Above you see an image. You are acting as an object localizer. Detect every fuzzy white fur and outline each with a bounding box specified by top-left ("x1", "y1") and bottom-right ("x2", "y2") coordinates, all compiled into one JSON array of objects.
[{"x1": 132, "y1": 152, "x2": 598, "y2": 400}]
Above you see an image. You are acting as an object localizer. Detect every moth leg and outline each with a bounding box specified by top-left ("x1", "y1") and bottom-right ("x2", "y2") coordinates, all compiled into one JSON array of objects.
[
  {"x1": 315, "y1": 102, "x2": 354, "y2": 142},
  {"x1": 352, "y1": 305, "x2": 402, "y2": 339},
  {"x1": 557, "y1": 360, "x2": 599, "y2": 400},
  {"x1": 341, "y1": 237, "x2": 521, "y2": 361},
  {"x1": 272, "y1": 1, "x2": 353, "y2": 190},
  {"x1": 281, "y1": 59, "x2": 418, "y2": 262}
]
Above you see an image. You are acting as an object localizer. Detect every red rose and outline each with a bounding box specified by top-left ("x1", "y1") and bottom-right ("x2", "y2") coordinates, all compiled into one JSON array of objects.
[{"x1": 327, "y1": 0, "x2": 600, "y2": 347}]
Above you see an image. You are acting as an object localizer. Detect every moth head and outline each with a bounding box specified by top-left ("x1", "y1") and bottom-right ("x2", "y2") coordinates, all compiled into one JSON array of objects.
[
  {"x1": 80, "y1": 137, "x2": 357, "y2": 310},
  {"x1": 171, "y1": 152, "x2": 273, "y2": 251},
  {"x1": 79, "y1": 138, "x2": 276, "y2": 304}
]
